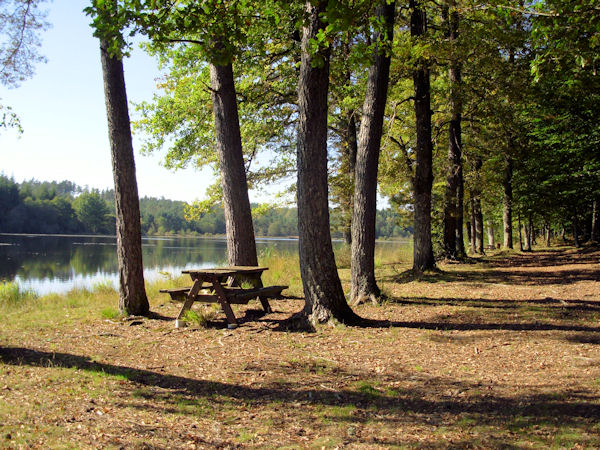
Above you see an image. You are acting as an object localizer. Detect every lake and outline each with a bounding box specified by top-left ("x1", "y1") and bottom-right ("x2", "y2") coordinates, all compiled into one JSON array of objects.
[{"x1": 0, "y1": 234, "x2": 303, "y2": 295}]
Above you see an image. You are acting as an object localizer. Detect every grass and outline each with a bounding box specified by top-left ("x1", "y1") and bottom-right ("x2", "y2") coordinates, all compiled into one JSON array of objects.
[
  {"x1": 1, "y1": 245, "x2": 599, "y2": 448},
  {"x1": 0, "y1": 281, "x2": 38, "y2": 309}
]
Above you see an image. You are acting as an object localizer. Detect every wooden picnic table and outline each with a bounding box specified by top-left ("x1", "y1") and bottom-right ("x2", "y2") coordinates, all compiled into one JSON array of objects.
[{"x1": 160, "y1": 266, "x2": 287, "y2": 328}]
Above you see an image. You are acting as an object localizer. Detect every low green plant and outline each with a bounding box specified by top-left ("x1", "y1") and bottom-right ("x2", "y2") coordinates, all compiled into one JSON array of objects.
[
  {"x1": 0, "y1": 281, "x2": 38, "y2": 308},
  {"x1": 92, "y1": 280, "x2": 116, "y2": 294},
  {"x1": 100, "y1": 307, "x2": 121, "y2": 320},
  {"x1": 183, "y1": 305, "x2": 219, "y2": 327}
]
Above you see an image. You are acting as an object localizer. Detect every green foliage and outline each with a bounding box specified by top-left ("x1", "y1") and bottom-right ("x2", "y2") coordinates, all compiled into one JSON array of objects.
[{"x1": 73, "y1": 192, "x2": 113, "y2": 235}]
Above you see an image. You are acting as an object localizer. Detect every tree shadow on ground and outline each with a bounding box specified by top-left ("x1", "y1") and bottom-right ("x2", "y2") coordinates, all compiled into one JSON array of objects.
[
  {"x1": 386, "y1": 266, "x2": 599, "y2": 286},
  {"x1": 384, "y1": 296, "x2": 600, "y2": 312},
  {"x1": 386, "y1": 247, "x2": 600, "y2": 286},
  {"x1": 1, "y1": 345, "x2": 599, "y2": 447}
]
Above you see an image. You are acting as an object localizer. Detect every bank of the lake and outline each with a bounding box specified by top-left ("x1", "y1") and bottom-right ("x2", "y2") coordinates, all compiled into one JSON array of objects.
[{"x1": 0, "y1": 233, "x2": 410, "y2": 295}]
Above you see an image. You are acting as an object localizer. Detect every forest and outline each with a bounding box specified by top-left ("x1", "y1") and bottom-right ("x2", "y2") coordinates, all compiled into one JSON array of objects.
[{"x1": 0, "y1": 176, "x2": 408, "y2": 238}]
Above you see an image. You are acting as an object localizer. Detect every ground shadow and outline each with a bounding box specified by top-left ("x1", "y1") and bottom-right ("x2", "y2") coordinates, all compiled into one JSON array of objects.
[{"x1": 1, "y1": 346, "x2": 599, "y2": 447}]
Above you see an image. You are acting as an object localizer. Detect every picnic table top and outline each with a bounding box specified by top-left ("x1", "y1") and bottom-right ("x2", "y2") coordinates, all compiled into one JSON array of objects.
[{"x1": 181, "y1": 266, "x2": 269, "y2": 277}]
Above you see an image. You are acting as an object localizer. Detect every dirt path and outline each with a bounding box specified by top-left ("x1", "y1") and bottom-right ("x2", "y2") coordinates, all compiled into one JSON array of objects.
[{"x1": 1, "y1": 246, "x2": 599, "y2": 448}]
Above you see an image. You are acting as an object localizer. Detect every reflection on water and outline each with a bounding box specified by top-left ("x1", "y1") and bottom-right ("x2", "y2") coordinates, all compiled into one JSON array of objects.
[{"x1": 0, "y1": 234, "x2": 300, "y2": 295}]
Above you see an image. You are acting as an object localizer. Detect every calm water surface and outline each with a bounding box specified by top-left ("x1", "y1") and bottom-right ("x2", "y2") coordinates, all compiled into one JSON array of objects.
[{"x1": 0, "y1": 234, "x2": 302, "y2": 294}]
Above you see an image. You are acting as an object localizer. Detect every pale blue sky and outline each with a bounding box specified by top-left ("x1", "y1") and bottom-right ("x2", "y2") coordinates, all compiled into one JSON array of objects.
[{"x1": 0, "y1": 0, "x2": 214, "y2": 202}]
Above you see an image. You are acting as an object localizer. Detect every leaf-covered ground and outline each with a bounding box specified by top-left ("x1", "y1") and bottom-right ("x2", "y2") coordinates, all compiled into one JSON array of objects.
[{"x1": 1, "y1": 245, "x2": 599, "y2": 448}]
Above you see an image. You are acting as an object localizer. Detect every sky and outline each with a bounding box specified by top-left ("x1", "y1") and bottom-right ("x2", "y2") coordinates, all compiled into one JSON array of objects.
[{"x1": 0, "y1": 0, "x2": 215, "y2": 203}]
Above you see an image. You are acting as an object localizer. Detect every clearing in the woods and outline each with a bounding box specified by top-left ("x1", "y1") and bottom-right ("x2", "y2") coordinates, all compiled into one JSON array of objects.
[{"x1": 1, "y1": 245, "x2": 599, "y2": 448}]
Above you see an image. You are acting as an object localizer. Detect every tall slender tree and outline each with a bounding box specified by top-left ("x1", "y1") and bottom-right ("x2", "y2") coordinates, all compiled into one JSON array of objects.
[
  {"x1": 296, "y1": 0, "x2": 360, "y2": 326},
  {"x1": 209, "y1": 59, "x2": 258, "y2": 266},
  {"x1": 442, "y1": 0, "x2": 464, "y2": 260},
  {"x1": 350, "y1": 0, "x2": 395, "y2": 305},
  {"x1": 98, "y1": 28, "x2": 149, "y2": 315},
  {"x1": 410, "y1": 0, "x2": 435, "y2": 272}
]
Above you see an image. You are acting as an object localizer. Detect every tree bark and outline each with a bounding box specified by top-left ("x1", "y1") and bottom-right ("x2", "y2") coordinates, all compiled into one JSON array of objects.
[
  {"x1": 442, "y1": 0, "x2": 463, "y2": 260},
  {"x1": 503, "y1": 156, "x2": 514, "y2": 249},
  {"x1": 100, "y1": 40, "x2": 149, "y2": 316},
  {"x1": 209, "y1": 62, "x2": 258, "y2": 266},
  {"x1": 411, "y1": 0, "x2": 435, "y2": 272},
  {"x1": 350, "y1": 0, "x2": 395, "y2": 305},
  {"x1": 474, "y1": 197, "x2": 484, "y2": 254},
  {"x1": 573, "y1": 209, "x2": 580, "y2": 248},
  {"x1": 518, "y1": 212, "x2": 523, "y2": 251},
  {"x1": 456, "y1": 165, "x2": 465, "y2": 256},
  {"x1": 296, "y1": 0, "x2": 359, "y2": 325},
  {"x1": 524, "y1": 215, "x2": 532, "y2": 251},
  {"x1": 487, "y1": 221, "x2": 495, "y2": 248},
  {"x1": 592, "y1": 197, "x2": 599, "y2": 242},
  {"x1": 341, "y1": 111, "x2": 358, "y2": 245},
  {"x1": 470, "y1": 197, "x2": 476, "y2": 253},
  {"x1": 465, "y1": 219, "x2": 472, "y2": 249}
]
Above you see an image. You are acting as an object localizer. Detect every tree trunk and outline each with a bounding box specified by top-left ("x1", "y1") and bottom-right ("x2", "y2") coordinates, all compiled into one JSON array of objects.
[
  {"x1": 518, "y1": 212, "x2": 523, "y2": 251},
  {"x1": 503, "y1": 156, "x2": 514, "y2": 249},
  {"x1": 524, "y1": 216, "x2": 532, "y2": 251},
  {"x1": 470, "y1": 197, "x2": 476, "y2": 253},
  {"x1": 456, "y1": 167, "x2": 465, "y2": 256},
  {"x1": 474, "y1": 197, "x2": 484, "y2": 254},
  {"x1": 442, "y1": 1, "x2": 463, "y2": 260},
  {"x1": 341, "y1": 112, "x2": 358, "y2": 245},
  {"x1": 573, "y1": 210, "x2": 580, "y2": 248},
  {"x1": 487, "y1": 221, "x2": 495, "y2": 248},
  {"x1": 350, "y1": 0, "x2": 395, "y2": 305},
  {"x1": 411, "y1": 0, "x2": 435, "y2": 272},
  {"x1": 592, "y1": 197, "x2": 599, "y2": 242},
  {"x1": 100, "y1": 40, "x2": 149, "y2": 316},
  {"x1": 465, "y1": 219, "x2": 472, "y2": 249},
  {"x1": 545, "y1": 225, "x2": 551, "y2": 247},
  {"x1": 296, "y1": 0, "x2": 359, "y2": 326},
  {"x1": 209, "y1": 62, "x2": 258, "y2": 266}
]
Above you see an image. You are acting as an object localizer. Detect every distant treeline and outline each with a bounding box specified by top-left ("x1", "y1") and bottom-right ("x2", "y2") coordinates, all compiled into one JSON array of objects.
[{"x1": 0, "y1": 176, "x2": 409, "y2": 239}]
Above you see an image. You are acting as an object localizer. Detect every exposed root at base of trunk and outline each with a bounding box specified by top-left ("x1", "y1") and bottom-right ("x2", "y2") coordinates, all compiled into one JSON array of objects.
[
  {"x1": 350, "y1": 292, "x2": 382, "y2": 307},
  {"x1": 276, "y1": 307, "x2": 365, "y2": 331}
]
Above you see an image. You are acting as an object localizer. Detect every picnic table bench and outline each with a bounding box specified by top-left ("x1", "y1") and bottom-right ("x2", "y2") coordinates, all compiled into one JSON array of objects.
[{"x1": 160, "y1": 266, "x2": 287, "y2": 328}]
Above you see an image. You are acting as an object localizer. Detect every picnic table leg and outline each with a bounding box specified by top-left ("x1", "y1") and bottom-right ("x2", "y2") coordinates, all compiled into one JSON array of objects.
[
  {"x1": 227, "y1": 273, "x2": 272, "y2": 313},
  {"x1": 175, "y1": 278, "x2": 204, "y2": 327},
  {"x1": 252, "y1": 276, "x2": 273, "y2": 313},
  {"x1": 211, "y1": 278, "x2": 238, "y2": 329},
  {"x1": 259, "y1": 296, "x2": 273, "y2": 313}
]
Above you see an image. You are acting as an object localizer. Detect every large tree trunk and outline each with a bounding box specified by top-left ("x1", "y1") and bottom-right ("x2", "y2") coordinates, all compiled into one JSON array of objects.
[
  {"x1": 411, "y1": 0, "x2": 435, "y2": 272},
  {"x1": 209, "y1": 62, "x2": 258, "y2": 266},
  {"x1": 350, "y1": 0, "x2": 395, "y2": 305},
  {"x1": 503, "y1": 156, "x2": 514, "y2": 249},
  {"x1": 100, "y1": 40, "x2": 149, "y2": 316},
  {"x1": 442, "y1": 0, "x2": 463, "y2": 260},
  {"x1": 296, "y1": 0, "x2": 359, "y2": 326}
]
